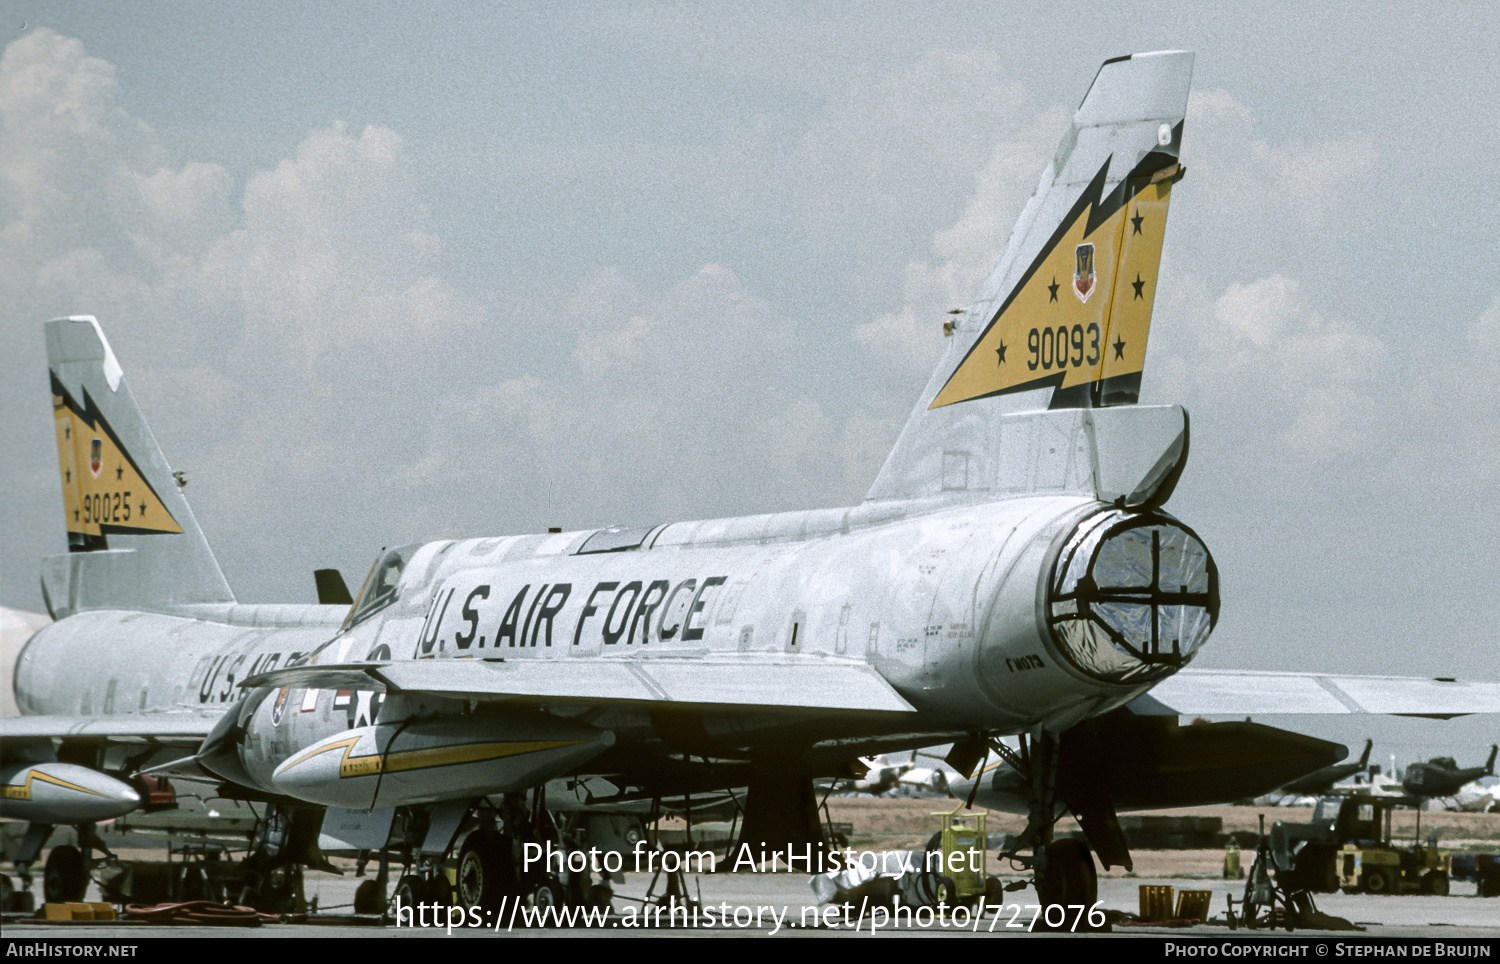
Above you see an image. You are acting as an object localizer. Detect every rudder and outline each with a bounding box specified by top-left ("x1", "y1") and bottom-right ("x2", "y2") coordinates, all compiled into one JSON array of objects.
[
  {"x1": 868, "y1": 51, "x2": 1194, "y2": 503},
  {"x1": 42, "y1": 316, "x2": 234, "y2": 617}
]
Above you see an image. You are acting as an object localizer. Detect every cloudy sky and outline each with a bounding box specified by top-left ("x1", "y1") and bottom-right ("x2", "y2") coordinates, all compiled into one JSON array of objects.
[{"x1": 2, "y1": 4, "x2": 1496, "y2": 761}]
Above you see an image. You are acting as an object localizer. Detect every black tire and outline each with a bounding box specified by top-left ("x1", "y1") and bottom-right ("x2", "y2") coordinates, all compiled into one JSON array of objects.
[
  {"x1": 1244, "y1": 901, "x2": 1261, "y2": 929},
  {"x1": 1425, "y1": 873, "x2": 1449, "y2": 897},
  {"x1": 393, "y1": 873, "x2": 428, "y2": 911},
  {"x1": 526, "y1": 875, "x2": 565, "y2": 927},
  {"x1": 427, "y1": 874, "x2": 453, "y2": 907},
  {"x1": 353, "y1": 878, "x2": 384, "y2": 914},
  {"x1": 1364, "y1": 868, "x2": 1390, "y2": 895},
  {"x1": 457, "y1": 829, "x2": 518, "y2": 912},
  {"x1": 530, "y1": 875, "x2": 564, "y2": 909},
  {"x1": 1036, "y1": 839, "x2": 1097, "y2": 910},
  {"x1": 44, "y1": 845, "x2": 87, "y2": 903}
]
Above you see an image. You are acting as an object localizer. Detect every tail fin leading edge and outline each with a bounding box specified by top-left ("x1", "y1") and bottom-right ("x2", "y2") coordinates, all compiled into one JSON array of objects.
[
  {"x1": 868, "y1": 51, "x2": 1194, "y2": 503},
  {"x1": 42, "y1": 317, "x2": 233, "y2": 617}
]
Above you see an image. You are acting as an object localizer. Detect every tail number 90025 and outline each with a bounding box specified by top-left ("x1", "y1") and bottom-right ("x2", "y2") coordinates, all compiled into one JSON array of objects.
[
  {"x1": 1027, "y1": 323, "x2": 1100, "y2": 372},
  {"x1": 82, "y1": 490, "x2": 131, "y2": 525}
]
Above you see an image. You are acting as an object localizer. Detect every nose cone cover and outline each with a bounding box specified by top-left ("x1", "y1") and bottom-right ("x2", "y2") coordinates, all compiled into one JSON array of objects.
[{"x1": 1047, "y1": 509, "x2": 1217, "y2": 684}]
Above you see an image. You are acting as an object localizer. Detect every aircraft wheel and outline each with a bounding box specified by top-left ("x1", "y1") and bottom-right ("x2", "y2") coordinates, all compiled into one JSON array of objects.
[
  {"x1": 393, "y1": 873, "x2": 428, "y2": 910},
  {"x1": 1035, "y1": 839, "x2": 1097, "y2": 910},
  {"x1": 1, "y1": 874, "x2": 13, "y2": 912},
  {"x1": 1243, "y1": 901, "x2": 1261, "y2": 929},
  {"x1": 529, "y1": 875, "x2": 564, "y2": 908},
  {"x1": 525, "y1": 875, "x2": 565, "y2": 926},
  {"x1": 1363, "y1": 869, "x2": 1390, "y2": 895},
  {"x1": 457, "y1": 829, "x2": 518, "y2": 912},
  {"x1": 44, "y1": 845, "x2": 87, "y2": 903},
  {"x1": 1425, "y1": 873, "x2": 1449, "y2": 897},
  {"x1": 353, "y1": 878, "x2": 384, "y2": 914}
]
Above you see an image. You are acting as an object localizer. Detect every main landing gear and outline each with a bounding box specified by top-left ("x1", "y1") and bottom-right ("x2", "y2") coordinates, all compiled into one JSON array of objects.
[
  {"x1": 988, "y1": 729, "x2": 1108, "y2": 923},
  {"x1": 455, "y1": 828, "x2": 519, "y2": 910}
]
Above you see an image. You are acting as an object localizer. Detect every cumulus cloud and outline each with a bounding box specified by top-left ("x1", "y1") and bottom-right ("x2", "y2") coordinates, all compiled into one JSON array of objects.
[
  {"x1": 405, "y1": 262, "x2": 888, "y2": 532},
  {"x1": 1152, "y1": 275, "x2": 1388, "y2": 459},
  {"x1": 0, "y1": 31, "x2": 483, "y2": 597},
  {"x1": 4, "y1": 27, "x2": 925, "y2": 611}
]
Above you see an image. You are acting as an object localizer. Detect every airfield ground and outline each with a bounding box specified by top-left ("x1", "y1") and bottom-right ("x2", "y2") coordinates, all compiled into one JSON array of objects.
[{"x1": 4, "y1": 802, "x2": 1497, "y2": 938}]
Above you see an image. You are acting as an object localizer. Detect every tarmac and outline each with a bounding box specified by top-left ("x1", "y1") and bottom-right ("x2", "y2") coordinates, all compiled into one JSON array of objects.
[{"x1": 3, "y1": 856, "x2": 1497, "y2": 938}]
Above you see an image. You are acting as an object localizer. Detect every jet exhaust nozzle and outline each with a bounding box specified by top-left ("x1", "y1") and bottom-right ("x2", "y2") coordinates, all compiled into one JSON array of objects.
[{"x1": 1046, "y1": 508, "x2": 1218, "y2": 684}]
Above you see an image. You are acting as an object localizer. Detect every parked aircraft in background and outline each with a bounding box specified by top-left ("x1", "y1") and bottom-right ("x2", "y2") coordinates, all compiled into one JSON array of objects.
[
  {"x1": 6, "y1": 51, "x2": 1500, "y2": 917},
  {"x1": 1454, "y1": 777, "x2": 1498, "y2": 813},
  {"x1": 1402, "y1": 746, "x2": 1497, "y2": 800},
  {"x1": 840, "y1": 756, "x2": 917, "y2": 796}
]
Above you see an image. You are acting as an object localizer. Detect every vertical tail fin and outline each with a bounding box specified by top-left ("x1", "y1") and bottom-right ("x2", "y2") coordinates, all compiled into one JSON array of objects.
[
  {"x1": 42, "y1": 316, "x2": 233, "y2": 617},
  {"x1": 869, "y1": 52, "x2": 1194, "y2": 504}
]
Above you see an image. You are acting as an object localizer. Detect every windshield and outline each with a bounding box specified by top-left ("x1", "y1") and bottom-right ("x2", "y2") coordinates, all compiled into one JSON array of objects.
[{"x1": 343, "y1": 544, "x2": 420, "y2": 630}]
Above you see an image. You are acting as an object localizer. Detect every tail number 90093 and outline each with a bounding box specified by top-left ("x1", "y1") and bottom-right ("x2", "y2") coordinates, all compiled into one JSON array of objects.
[{"x1": 1027, "y1": 323, "x2": 1100, "y2": 372}]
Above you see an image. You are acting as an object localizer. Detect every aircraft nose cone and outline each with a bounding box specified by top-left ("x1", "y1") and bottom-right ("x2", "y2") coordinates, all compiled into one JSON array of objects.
[{"x1": 272, "y1": 733, "x2": 370, "y2": 808}]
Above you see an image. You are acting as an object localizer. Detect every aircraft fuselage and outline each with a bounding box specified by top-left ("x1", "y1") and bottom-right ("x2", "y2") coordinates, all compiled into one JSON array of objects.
[{"x1": 17, "y1": 493, "x2": 1210, "y2": 806}]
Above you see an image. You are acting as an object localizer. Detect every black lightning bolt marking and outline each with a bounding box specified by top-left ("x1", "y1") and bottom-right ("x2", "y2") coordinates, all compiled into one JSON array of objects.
[{"x1": 932, "y1": 134, "x2": 1181, "y2": 411}]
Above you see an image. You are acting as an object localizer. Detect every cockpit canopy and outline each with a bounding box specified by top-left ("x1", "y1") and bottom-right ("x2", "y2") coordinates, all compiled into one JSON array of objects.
[
  {"x1": 1047, "y1": 509, "x2": 1218, "y2": 684},
  {"x1": 343, "y1": 544, "x2": 422, "y2": 630}
]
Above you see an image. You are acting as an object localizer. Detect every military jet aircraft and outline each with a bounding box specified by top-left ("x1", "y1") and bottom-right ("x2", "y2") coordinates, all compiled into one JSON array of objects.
[
  {"x1": 1401, "y1": 746, "x2": 1497, "y2": 800},
  {"x1": 6, "y1": 50, "x2": 1500, "y2": 916}
]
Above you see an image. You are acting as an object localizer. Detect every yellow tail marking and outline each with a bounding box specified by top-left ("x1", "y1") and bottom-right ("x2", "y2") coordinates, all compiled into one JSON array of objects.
[
  {"x1": 930, "y1": 173, "x2": 1177, "y2": 410},
  {"x1": 1097, "y1": 175, "x2": 1175, "y2": 388},
  {"x1": 53, "y1": 384, "x2": 183, "y2": 538}
]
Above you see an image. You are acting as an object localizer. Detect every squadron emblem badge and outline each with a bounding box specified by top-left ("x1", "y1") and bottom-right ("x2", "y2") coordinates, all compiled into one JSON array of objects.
[{"x1": 1073, "y1": 243, "x2": 1097, "y2": 303}]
